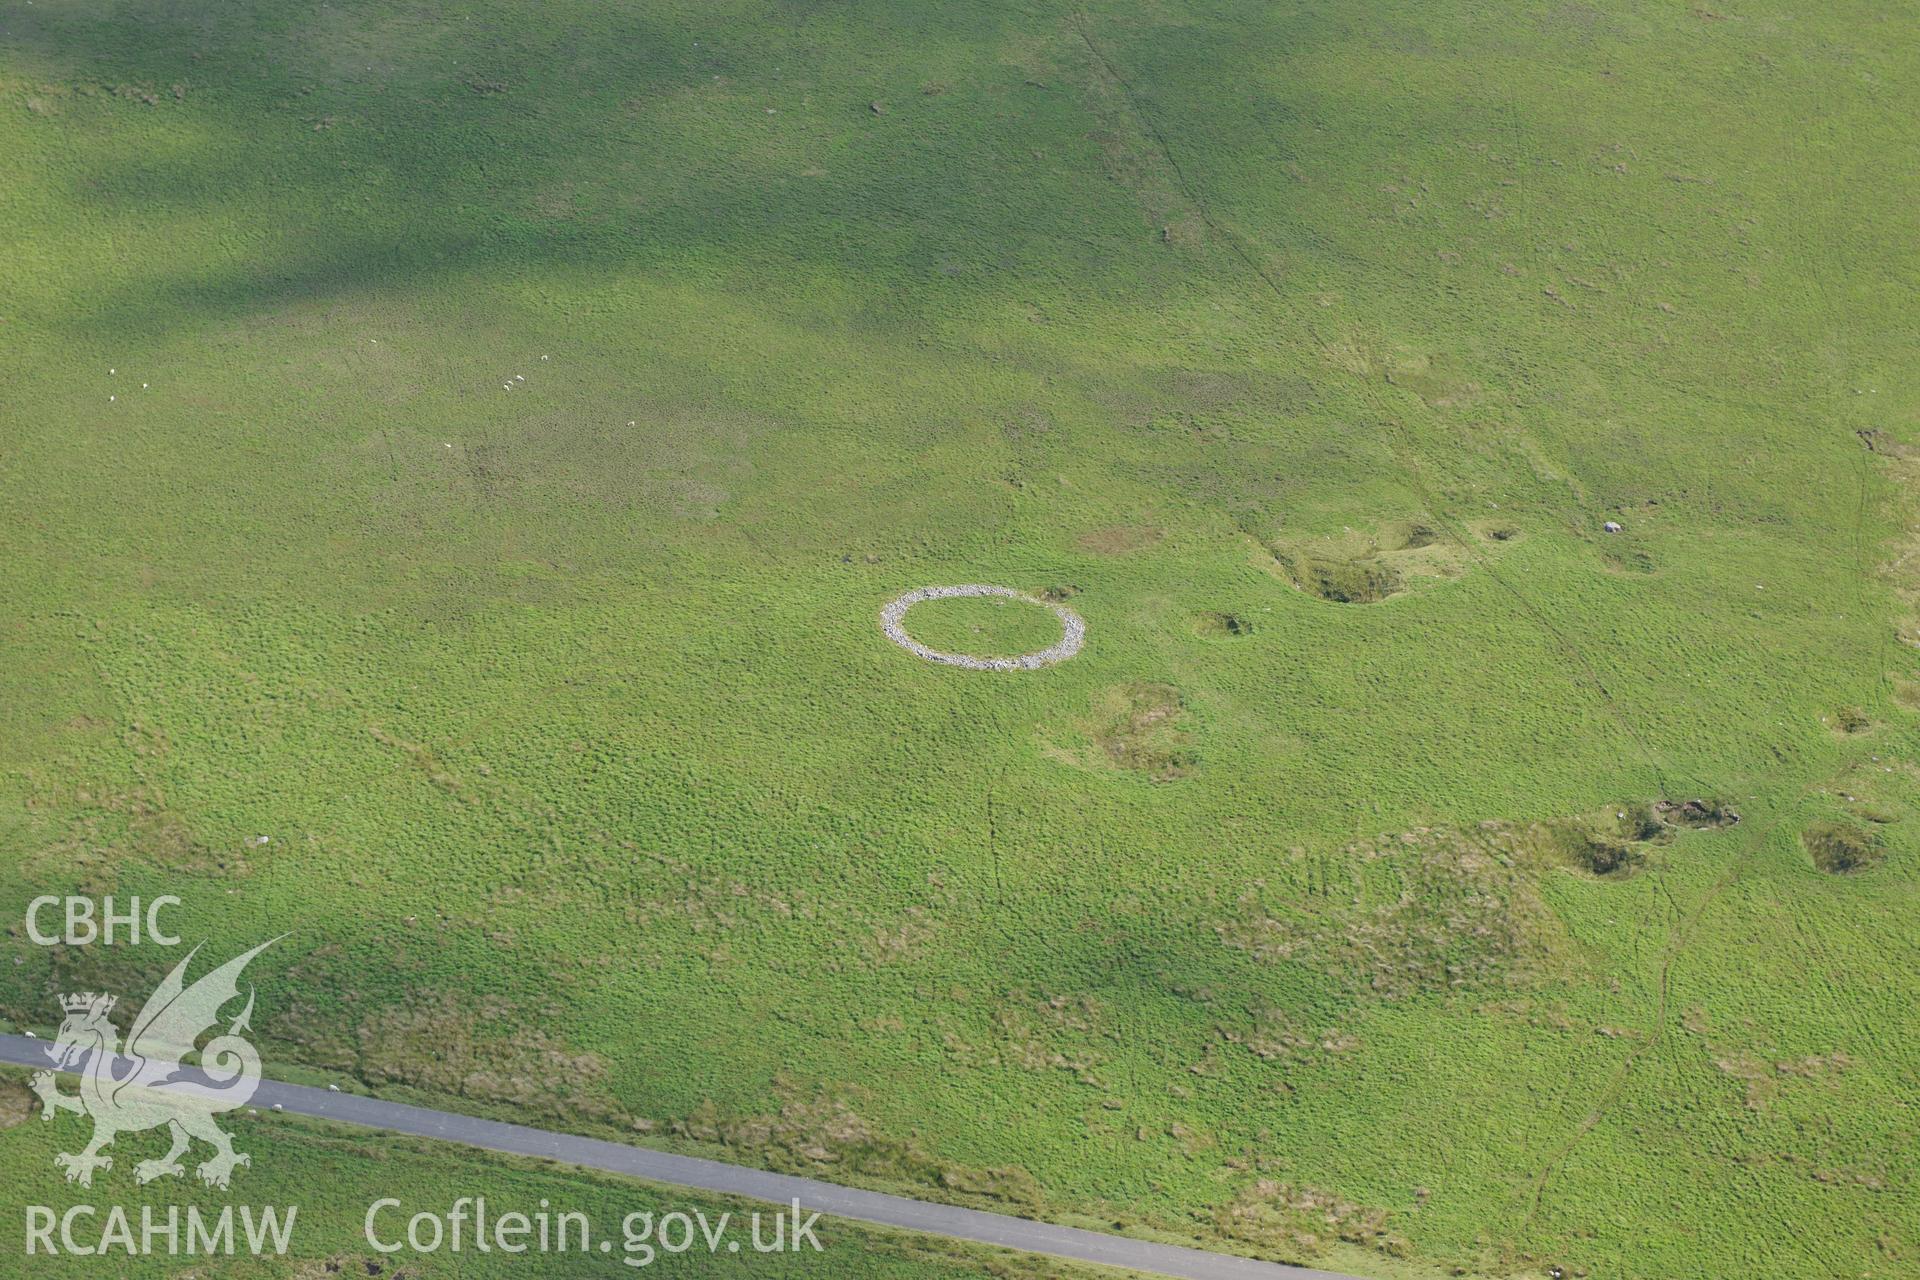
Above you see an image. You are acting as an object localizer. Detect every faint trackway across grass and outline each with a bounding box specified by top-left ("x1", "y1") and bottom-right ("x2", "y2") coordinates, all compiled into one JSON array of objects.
[
  {"x1": 1067, "y1": 5, "x2": 1862, "y2": 1247},
  {"x1": 1068, "y1": 11, "x2": 1689, "y2": 804},
  {"x1": 1519, "y1": 106, "x2": 1900, "y2": 1263},
  {"x1": 0, "y1": 1036, "x2": 1362, "y2": 1280},
  {"x1": 1507, "y1": 105, "x2": 1893, "y2": 1249},
  {"x1": 1516, "y1": 806, "x2": 1768, "y2": 1232},
  {"x1": 1515, "y1": 740, "x2": 1883, "y2": 1257},
  {"x1": 1500, "y1": 97, "x2": 1905, "y2": 1239}
]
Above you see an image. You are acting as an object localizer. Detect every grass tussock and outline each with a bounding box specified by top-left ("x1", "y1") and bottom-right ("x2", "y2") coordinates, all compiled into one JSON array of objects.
[
  {"x1": 2, "y1": 1, "x2": 1915, "y2": 1274},
  {"x1": 1279, "y1": 553, "x2": 1404, "y2": 604},
  {"x1": 1194, "y1": 610, "x2": 1256, "y2": 637},
  {"x1": 0, "y1": 1078, "x2": 31, "y2": 1131},
  {"x1": 1266, "y1": 516, "x2": 1486, "y2": 604},
  {"x1": 1216, "y1": 823, "x2": 1574, "y2": 999},
  {"x1": 1214, "y1": 1178, "x2": 1408, "y2": 1264},
  {"x1": 1803, "y1": 822, "x2": 1883, "y2": 874},
  {"x1": 1089, "y1": 681, "x2": 1197, "y2": 780},
  {"x1": 671, "y1": 1089, "x2": 1043, "y2": 1209}
]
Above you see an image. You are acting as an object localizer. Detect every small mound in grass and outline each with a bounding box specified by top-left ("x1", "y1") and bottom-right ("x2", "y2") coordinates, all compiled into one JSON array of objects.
[
  {"x1": 1557, "y1": 828, "x2": 1646, "y2": 877},
  {"x1": 1539, "y1": 805, "x2": 1669, "y2": 877},
  {"x1": 1392, "y1": 521, "x2": 1442, "y2": 550},
  {"x1": 1195, "y1": 610, "x2": 1256, "y2": 637},
  {"x1": 1090, "y1": 681, "x2": 1196, "y2": 780},
  {"x1": 1830, "y1": 706, "x2": 1872, "y2": 735},
  {"x1": 1655, "y1": 798, "x2": 1741, "y2": 829},
  {"x1": 1265, "y1": 514, "x2": 1483, "y2": 605},
  {"x1": 0, "y1": 1078, "x2": 30, "y2": 1130},
  {"x1": 1600, "y1": 545, "x2": 1657, "y2": 575},
  {"x1": 1281, "y1": 554, "x2": 1403, "y2": 604},
  {"x1": 1803, "y1": 822, "x2": 1883, "y2": 874},
  {"x1": 1076, "y1": 524, "x2": 1162, "y2": 555}
]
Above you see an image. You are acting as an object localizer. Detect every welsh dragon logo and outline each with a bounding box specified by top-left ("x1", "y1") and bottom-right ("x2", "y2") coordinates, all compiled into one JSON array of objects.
[{"x1": 30, "y1": 939, "x2": 277, "y2": 1189}]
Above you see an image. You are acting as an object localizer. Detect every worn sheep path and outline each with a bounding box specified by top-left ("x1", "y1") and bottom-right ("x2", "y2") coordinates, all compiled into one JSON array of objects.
[{"x1": 0, "y1": 1033, "x2": 1366, "y2": 1280}]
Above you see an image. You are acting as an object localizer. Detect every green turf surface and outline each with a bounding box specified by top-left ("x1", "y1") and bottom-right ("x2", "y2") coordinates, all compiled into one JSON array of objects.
[
  {"x1": 0, "y1": 1069, "x2": 1082, "y2": 1279},
  {"x1": 2, "y1": 1, "x2": 1917, "y2": 1277},
  {"x1": 893, "y1": 595, "x2": 1069, "y2": 660}
]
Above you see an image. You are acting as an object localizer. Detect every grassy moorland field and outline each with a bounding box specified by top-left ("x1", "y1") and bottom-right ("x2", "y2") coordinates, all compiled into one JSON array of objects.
[
  {"x1": 2, "y1": 1, "x2": 1918, "y2": 1277},
  {"x1": 0, "y1": 1069, "x2": 1074, "y2": 1280}
]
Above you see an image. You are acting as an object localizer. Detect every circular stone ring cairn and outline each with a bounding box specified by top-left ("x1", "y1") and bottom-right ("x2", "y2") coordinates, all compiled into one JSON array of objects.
[{"x1": 880, "y1": 585, "x2": 1086, "y2": 671}]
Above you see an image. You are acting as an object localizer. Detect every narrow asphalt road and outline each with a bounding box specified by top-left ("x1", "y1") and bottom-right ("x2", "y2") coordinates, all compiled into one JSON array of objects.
[{"x1": 0, "y1": 1033, "x2": 1365, "y2": 1280}]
